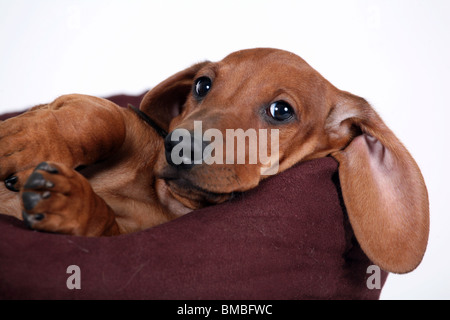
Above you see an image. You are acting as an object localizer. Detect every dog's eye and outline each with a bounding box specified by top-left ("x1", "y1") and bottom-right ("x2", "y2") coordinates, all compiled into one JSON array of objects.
[
  {"x1": 268, "y1": 101, "x2": 294, "y2": 121},
  {"x1": 193, "y1": 77, "x2": 212, "y2": 99}
]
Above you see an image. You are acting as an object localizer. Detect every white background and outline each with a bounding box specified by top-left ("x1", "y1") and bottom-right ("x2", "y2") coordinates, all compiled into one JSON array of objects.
[{"x1": 0, "y1": 0, "x2": 449, "y2": 300}]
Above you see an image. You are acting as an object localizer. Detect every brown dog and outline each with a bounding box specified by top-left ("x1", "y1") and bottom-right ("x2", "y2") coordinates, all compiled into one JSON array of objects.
[{"x1": 0, "y1": 48, "x2": 429, "y2": 274}]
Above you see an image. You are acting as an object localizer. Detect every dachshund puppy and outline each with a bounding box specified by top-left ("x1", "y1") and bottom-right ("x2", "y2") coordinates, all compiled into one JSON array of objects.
[{"x1": 0, "y1": 48, "x2": 429, "y2": 274}]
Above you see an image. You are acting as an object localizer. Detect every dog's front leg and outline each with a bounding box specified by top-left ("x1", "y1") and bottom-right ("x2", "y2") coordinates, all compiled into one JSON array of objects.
[{"x1": 0, "y1": 94, "x2": 127, "y2": 189}]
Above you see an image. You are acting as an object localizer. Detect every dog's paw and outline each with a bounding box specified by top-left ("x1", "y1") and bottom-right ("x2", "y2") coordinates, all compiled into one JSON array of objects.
[
  {"x1": 20, "y1": 161, "x2": 90, "y2": 235},
  {"x1": 0, "y1": 106, "x2": 78, "y2": 182},
  {"x1": 0, "y1": 113, "x2": 50, "y2": 179}
]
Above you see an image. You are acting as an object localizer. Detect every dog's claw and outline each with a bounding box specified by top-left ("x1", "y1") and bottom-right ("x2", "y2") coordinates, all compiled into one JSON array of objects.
[
  {"x1": 22, "y1": 211, "x2": 44, "y2": 228},
  {"x1": 23, "y1": 172, "x2": 54, "y2": 189},
  {"x1": 35, "y1": 162, "x2": 59, "y2": 174},
  {"x1": 4, "y1": 175, "x2": 19, "y2": 192},
  {"x1": 22, "y1": 191, "x2": 42, "y2": 210}
]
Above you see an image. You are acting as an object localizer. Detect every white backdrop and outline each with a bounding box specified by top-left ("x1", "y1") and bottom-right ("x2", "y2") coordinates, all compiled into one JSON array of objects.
[{"x1": 1, "y1": 0, "x2": 449, "y2": 300}]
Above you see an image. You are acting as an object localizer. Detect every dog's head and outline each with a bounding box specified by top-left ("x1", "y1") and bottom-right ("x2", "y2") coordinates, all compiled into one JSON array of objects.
[{"x1": 141, "y1": 48, "x2": 429, "y2": 274}]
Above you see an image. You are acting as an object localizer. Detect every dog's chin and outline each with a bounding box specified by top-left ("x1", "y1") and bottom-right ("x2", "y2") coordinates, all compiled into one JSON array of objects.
[{"x1": 163, "y1": 178, "x2": 232, "y2": 210}]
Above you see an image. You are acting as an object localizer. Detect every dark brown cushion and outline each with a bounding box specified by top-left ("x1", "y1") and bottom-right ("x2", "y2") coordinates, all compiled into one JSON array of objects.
[{"x1": 0, "y1": 157, "x2": 387, "y2": 300}]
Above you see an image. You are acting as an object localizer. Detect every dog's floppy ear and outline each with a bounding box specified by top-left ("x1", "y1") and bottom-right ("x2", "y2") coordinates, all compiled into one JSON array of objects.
[
  {"x1": 139, "y1": 61, "x2": 210, "y2": 131},
  {"x1": 326, "y1": 91, "x2": 429, "y2": 274}
]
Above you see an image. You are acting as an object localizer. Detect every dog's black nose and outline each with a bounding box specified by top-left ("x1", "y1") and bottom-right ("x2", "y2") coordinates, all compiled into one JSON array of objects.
[{"x1": 165, "y1": 130, "x2": 205, "y2": 169}]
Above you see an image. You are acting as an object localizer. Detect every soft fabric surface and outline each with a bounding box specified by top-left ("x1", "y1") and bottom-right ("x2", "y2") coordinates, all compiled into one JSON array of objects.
[
  {"x1": 0, "y1": 95, "x2": 388, "y2": 299},
  {"x1": 0, "y1": 157, "x2": 387, "y2": 300}
]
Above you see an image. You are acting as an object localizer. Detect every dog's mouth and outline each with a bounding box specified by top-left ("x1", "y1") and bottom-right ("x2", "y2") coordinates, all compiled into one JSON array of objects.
[{"x1": 160, "y1": 175, "x2": 232, "y2": 209}]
